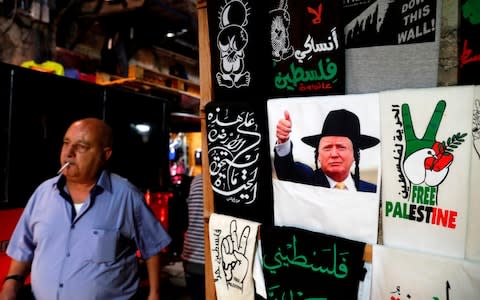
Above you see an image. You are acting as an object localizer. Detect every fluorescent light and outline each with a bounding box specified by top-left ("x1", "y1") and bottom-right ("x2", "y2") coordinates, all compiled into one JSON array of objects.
[{"x1": 135, "y1": 124, "x2": 151, "y2": 133}]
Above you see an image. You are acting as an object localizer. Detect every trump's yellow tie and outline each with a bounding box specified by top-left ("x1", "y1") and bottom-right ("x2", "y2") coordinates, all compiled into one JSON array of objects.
[{"x1": 334, "y1": 182, "x2": 346, "y2": 190}]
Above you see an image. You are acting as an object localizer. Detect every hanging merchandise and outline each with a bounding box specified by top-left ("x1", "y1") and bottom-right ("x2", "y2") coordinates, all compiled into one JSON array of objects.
[
  {"x1": 267, "y1": 93, "x2": 381, "y2": 244},
  {"x1": 207, "y1": 0, "x2": 271, "y2": 102},
  {"x1": 458, "y1": 0, "x2": 480, "y2": 84},
  {"x1": 208, "y1": 213, "x2": 260, "y2": 300},
  {"x1": 380, "y1": 86, "x2": 476, "y2": 259},
  {"x1": 169, "y1": 133, "x2": 188, "y2": 185},
  {"x1": 344, "y1": 0, "x2": 441, "y2": 94},
  {"x1": 205, "y1": 102, "x2": 274, "y2": 224},
  {"x1": 372, "y1": 245, "x2": 480, "y2": 299},
  {"x1": 467, "y1": 86, "x2": 480, "y2": 261},
  {"x1": 259, "y1": 225, "x2": 366, "y2": 300},
  {"x1": 268, "y1": 0, "x2": 345, "y2": 97}
]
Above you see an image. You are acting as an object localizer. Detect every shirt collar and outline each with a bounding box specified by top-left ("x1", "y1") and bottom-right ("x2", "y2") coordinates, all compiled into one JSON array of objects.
[
  {"x1": 325, "y1": 174, "x2": 356, "y2": 191},
  {"x1": 55, "y1": 169, "x2": 113, "y2": 195}
]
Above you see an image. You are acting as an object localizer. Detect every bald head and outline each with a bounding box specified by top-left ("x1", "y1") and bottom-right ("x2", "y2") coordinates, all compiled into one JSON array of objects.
[
  {"x1": 60, "y1": 118, "x2": 113, "y2": 183},
  {"x1": 70, "y1": 118, "x2": 113, "y2": 148}
]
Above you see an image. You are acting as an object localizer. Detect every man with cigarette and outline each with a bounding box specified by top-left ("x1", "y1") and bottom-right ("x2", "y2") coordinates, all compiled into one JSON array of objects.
[{"x1": 0, "y1": 118, "x2": 171, "y2": 300}]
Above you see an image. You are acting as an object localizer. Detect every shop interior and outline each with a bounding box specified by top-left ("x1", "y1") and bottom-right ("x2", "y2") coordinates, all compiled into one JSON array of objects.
[{"x1": 1, "y1": 0, "x2": 478, "y2": 299}]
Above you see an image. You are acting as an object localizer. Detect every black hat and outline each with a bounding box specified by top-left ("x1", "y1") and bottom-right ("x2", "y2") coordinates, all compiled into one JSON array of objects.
[{"x1": 301, "y1": 109, "x2": 379, "y2": 150}]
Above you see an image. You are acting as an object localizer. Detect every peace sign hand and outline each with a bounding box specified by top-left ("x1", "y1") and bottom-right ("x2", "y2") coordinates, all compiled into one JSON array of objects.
[{"x1": 221, "y1": 220, "x2": 251, "y2": 288}]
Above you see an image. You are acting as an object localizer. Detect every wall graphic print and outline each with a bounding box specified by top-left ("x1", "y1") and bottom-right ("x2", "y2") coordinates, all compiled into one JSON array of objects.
[
  {"x1": 372, "y1": 245, "x2": 480, "y2": 300},
  {"x1": 466, "y1": 86, "x2": 480, "y2": 262},
  {"x1": 205, "y1": 102, "x2": 273, "y2": 223},
  {"x1": 209, "y1": 213, "x2": 260, "y2": 300},
  {"x1": 344, "y1": 0, "x2": 441, "y2": 95},
  {"x1": 459, "y1": 0, "x2": 480, "y2": 84},
  {"x1": 380, "y1": 86, "x2": 474, "y2": 258},
  {"x1": 267, "y1": 94, "x2": 381, "y2": 244},
  {"x1": 270, "y1": 0, "x2": 294, "y2": 62},
  {"x1": 270, "y1": 0, "x2": 345, "y2": 97},
  {"x1": 207, "y1": 103, "x2": 259, "y2": 202},
  {"x1": 215, "y1": 0, "x2": 251, "y2": 88},
  {"x1": 260, "y1": 226, "x2": 366, "y2": 300},
  {"x1": 344, "y1": 0, "x2": 437, "y2": 49},
  {"x1": 208, "y1": 0, "x2": 271, "y2": 102}
]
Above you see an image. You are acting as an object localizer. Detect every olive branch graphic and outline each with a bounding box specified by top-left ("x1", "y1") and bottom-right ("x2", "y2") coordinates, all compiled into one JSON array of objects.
[{"x1": 442, "y1": 132, "x2": 468, "y2": 154}]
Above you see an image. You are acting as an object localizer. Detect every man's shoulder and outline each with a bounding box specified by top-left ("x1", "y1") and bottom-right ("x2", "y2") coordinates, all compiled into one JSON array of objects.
[
  {"x1": 36, "y1": 176, "x2": 60, "y2": 192},
  {"x1": 96, "y1": 171, "x2": 142, "y2": 198},
  {"x1": 107, "y1": 172, "x2": 141, "y2": 192}
]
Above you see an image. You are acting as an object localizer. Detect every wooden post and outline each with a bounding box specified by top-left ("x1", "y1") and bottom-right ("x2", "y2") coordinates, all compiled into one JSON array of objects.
[{"x1": 197, "y1": 0, "x2": 216, "y2": 299}]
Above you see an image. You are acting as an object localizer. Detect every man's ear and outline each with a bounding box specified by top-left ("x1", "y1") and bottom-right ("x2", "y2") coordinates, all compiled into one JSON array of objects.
[{"x1": 103, "y1": 147, "x2": 113, "y2": 161}]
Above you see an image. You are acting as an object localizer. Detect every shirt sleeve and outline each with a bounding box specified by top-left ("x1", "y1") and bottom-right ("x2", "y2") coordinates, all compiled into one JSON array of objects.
[
  {"x1": 275, "y1": 139, "x2": 292, "y2": 157},
  {"x1": 133, "y1": 195, "x2": 172, "y2": 259},
  {"x1": 6, "y1": 192, "x2": 39, "y2": 262}
]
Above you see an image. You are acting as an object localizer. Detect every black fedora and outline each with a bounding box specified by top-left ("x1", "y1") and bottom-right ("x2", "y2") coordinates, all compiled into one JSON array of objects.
[{"x1": 301, "y1": 109, "x2": 379, "y2": 150}]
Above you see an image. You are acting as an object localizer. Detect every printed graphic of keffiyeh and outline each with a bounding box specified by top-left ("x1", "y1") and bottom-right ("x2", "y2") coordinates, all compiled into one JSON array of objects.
[{"x1": 209, "y1": 213, "x2": 260, "y2": 300}]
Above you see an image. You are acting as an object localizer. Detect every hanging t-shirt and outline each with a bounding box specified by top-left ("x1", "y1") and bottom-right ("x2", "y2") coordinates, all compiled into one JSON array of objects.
[
  {"x1": 269, "y1": 0, "x2": 345, "y2": 97},
  {"x1": 372, "y1": 244, "x2": 480, "y2": 299},
  {"x1": 207, "y1": 0, "x2": 270, "y2": 102},
  {"x1": 344, "y1": 0, "x2": 441, "y2": 94},
  {"x1": 208, "y1": 213, "x2": 260, "y2": 300},
  {"x1": 260, "y1": 225, "x2": 366, "y2": 300},
  {"x1": 205, "y1": 102, "x2": 274, "y2": 224},
  {"x1": 458, "y1": 0, "x2": 480, "y2": 84},
  {"x1": 380, "y1": 86, "x2": 474, "y2": 258}
]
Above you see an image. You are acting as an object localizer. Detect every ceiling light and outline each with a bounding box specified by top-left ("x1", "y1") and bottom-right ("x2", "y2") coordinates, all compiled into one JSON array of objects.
[
  {"x1": 131, "y1": 123, "x2": 151, "y2": 134},
  {"x1": 166, "y1": 32, "x2": 175, "y2": 38}
]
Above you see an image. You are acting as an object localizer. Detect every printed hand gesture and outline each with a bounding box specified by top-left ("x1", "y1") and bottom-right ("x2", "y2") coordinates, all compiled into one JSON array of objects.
[
  {"x1": 221, "y1": 220, "x2": 250, "y2": 289},
  {"x1": 276, "y1": 110, "x2": 292, "y2": 144},
  {"x1": 401, "y1": 100, "x2": 452, "y2": 186}
]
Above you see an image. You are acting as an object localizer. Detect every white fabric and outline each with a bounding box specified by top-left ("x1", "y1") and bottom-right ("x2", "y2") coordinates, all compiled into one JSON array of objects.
[
  {"x1": 208, "y1": 213, "x2": 260, "y2": 300},
  {"x1": 466, "y1": 86, "x2": 480, "y2": 261},
  {"x1": 266, "y1": 94, "x2": 380, "y2": 300},
  {"x1": 252, "y1": 241, "x2": 267, "y2": 299},
  {"x1": 372, "y1": 244, "x2": 480, "y2": 300},
  {"x1": 73, "y1": 203, "x2": 83, "y2": 214},
  {"x1": 380, "y1": 86, "x2": 475, "y2": 258},
  {"x1": 272, "y1": 179, "x2": 379, "y2": 244}
]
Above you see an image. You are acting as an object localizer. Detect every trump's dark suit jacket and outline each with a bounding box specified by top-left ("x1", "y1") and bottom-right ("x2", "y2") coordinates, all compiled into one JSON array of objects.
[{"x1": 274, "y1": 147, "x2": 377, "y2": 193}]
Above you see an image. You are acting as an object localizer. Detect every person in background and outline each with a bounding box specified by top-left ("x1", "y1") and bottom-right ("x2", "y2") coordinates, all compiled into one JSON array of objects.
[
  {"x1": 0, "y1": 118, "x2": 171, "y2": 300},
  {"x1": 274, "y1": 109, "x2": 380, "y2": 192},
  {"x1": 181, "y1": 174, "x2": 205, "y2": 300}
]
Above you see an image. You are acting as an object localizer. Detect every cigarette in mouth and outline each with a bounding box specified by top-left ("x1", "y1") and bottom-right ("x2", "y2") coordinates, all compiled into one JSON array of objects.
[{"x1": 57, "y1": 162, "x2": 71, "y2": 174}]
